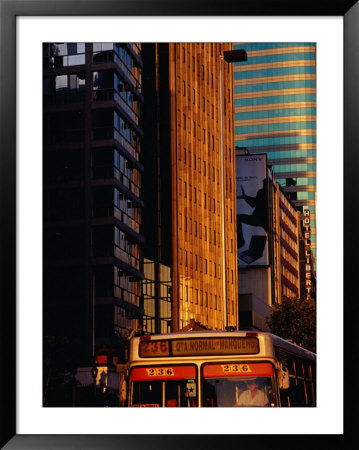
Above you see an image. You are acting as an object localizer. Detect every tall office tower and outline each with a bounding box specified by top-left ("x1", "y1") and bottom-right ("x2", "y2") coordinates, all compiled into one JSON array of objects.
[
  {"x1": 233, "y1": 43, "x2": 317, "y2": 270},
  {"x1": 43, "y1": 43, "x2": 145, "y2": 366},
  {"x1": 141, "y1": 43, "x2": 238, "y2": 332}
]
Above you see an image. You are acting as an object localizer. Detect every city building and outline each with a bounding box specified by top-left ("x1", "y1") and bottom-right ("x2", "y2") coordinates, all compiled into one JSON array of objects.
[
  {"x1": 236, "y1": 153, "x2": 301, "y2": 330},
  {"x1": 276, "y1": 182, "x2": 301, "y2": 300},
  {"x1": 141, "y1": 43, "x2": 239, "y2": 332},
  {"x1": 233, "y1": 43, "x2": 317, "y2": 280},
  {"x1": 43, "y1": 43, "x2": 145, "y2": 374}
]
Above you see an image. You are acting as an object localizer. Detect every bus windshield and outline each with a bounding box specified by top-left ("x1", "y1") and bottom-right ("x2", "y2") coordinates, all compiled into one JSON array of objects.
[
  {"x1": 202, "y1": 362, "x2": 275, "y2": 407},
  {"x1": 130, "y1": 365, "x2": 197, "y2": 407}
]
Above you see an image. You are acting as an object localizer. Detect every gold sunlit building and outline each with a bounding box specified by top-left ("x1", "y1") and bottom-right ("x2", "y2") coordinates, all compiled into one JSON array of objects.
[{"x1": 141, "y1": 43, "x2": 238, "y2": 332}]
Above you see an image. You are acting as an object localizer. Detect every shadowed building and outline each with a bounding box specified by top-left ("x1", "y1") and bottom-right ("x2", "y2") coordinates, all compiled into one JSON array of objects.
[{"x1": 43, "y1": 43, "x2": 145, "y2": 367}]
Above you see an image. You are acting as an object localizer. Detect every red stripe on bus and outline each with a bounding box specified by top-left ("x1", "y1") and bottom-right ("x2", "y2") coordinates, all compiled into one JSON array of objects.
[
  {"x1": 203, "y1": 362, "x2": 274, "y2": 378},
  {"x1": 130, "y1": 365, "x2": 196, "y2": 381}
]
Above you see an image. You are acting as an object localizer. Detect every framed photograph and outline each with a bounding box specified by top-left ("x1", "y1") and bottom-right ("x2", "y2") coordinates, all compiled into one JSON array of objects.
[{"x1": 1, "y1": 0, "x2": 356, "y2": 448}]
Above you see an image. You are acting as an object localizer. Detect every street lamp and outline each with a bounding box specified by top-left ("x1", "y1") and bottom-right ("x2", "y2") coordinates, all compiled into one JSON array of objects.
[{"x1": 219, "y1": 48, "x2": 247, "y2": 329}]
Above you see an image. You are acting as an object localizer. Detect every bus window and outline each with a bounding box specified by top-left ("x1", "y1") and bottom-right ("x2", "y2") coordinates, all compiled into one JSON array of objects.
[
  {"x1": 306, "y1": 363, "x2": 316, "y2": 406},
  {"x1": 166, "y1": 379, "x2": 197, "y2": 407},
  {"x1": 132, "y1": 380, "x2": 162, "y2": 407},
  {"x1": 202, "y1": 362, "x2": 275, "y2": 407},
  {"x1": 130, "y1": 365, "x2": 197, "y2": 407},
  {"x1": 283, "y1": 357, "x2": 316, "y2": 407}
]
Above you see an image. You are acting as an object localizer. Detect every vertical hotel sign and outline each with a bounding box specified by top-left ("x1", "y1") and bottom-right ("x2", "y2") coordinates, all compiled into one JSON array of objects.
[
  {"x1": 236, "y1": 154, "x2": 269, "y2": 267},
  {"x1": 303, "y1": 209, "x2": 312, "y2": 297}
]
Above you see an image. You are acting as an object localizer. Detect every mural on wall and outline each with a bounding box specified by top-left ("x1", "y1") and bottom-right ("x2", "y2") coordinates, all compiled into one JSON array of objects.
[{"x1": 236, "y1": 154, "x2": 269, "y2": 267}]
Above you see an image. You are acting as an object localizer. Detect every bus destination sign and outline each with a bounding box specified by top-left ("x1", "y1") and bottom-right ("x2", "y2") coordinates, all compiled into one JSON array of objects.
[
  {"x1": 171, "y1": 337, "x2": 259, "y2": 356},
  {"x1": 139, "y1": 340, "x2": 170, "y2": 358}
]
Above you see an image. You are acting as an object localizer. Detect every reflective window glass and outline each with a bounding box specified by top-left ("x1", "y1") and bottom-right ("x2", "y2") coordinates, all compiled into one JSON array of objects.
[
  {"x1": 234, "y1": 66, "x2": 316, "y2": 80},
  {"x1": 235, "y1": 93, "x2": 316, "y2": 107},
  {"x1": 234, "y1": 43, "x2": 315, "y2": 52}
]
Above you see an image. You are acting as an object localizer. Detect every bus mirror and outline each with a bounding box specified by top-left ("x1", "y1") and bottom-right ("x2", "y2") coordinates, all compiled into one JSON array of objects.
[{"x1": 279, "y1": 364, "x2": 290, "y2": 389}]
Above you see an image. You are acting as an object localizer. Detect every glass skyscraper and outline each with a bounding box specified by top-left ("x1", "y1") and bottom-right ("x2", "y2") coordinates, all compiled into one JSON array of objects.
[{"x1": 233, "y1": 43, "x2": 316, "y2": 263}]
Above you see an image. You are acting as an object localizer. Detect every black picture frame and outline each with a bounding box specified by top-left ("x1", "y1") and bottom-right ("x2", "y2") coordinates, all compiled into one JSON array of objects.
[{"x1": 1, "y1": 0, "x2": 356, "y2": 448}]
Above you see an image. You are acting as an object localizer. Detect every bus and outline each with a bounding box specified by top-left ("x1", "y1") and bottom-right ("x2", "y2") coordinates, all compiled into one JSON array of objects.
[{"x1": 117, "y1": 330, "x2": 316, "y2": 407}]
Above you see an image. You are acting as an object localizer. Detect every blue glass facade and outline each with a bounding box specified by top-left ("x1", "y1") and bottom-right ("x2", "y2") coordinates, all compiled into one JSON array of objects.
[{"x1": 234, "y1": 43, "x2": 317, "y2": 259}]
